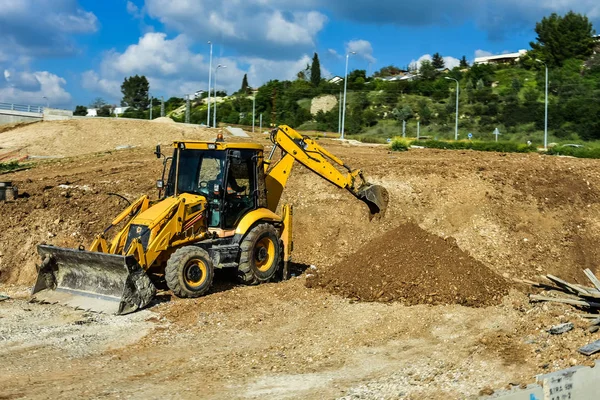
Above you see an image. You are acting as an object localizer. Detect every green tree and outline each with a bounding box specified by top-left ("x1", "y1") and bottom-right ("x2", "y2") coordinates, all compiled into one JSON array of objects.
[
  {"x1": 393, "y1": 105, "x2": 413, "y2": 123},
  {"x1": 373, "y1": 65, "x2": 403, "y2": 78},
  {"x1": 73, "y1": 105, "x2": 88, "y2": 116},
  {"x1": 121, "y1": 75, "x2": 150, "y2": 110},
  {"x1": 459, "y1": 56, "x2": 469, "y2": 68},
  {"x1": 419, "y1": 60, "x2": 437, "y2": 80},
  {"x1": 432, "y1": 53, "x2": 445, "y2": 69},
  {"x1": 97, "y1": 105, "x2": 112, "y2": 117},
  {"x1": 240, "y1": 74, "x2": 249, "y2": 94},
  {"x1": 310, "y1": 52, "x2": 321, "y2": 87},
  {"x1": 529, "y1": 11, "x2": 597, "y2": 67},
  {"x1": 511, "y1": 78, "x2": 522, "y2": 93},
  {"x1": 90, "y1": 97, "x2": 106, "y2": 109}
]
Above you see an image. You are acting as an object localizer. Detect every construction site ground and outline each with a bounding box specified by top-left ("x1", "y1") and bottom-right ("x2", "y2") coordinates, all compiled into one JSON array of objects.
[{"x1": 1, "y1": 119, "x2": 600, "y2": 399}]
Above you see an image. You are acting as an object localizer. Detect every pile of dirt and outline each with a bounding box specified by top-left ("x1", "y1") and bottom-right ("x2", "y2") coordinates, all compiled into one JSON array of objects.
[
  {"x1": 0, "y1": 118, "x2": 217, "y2": 158},
  {"x1": 306, "y1": 222, "x2": 510, "y2": 306},
  {"x1": 152, "y1": 117, "x2": 175, "y2": 124}
]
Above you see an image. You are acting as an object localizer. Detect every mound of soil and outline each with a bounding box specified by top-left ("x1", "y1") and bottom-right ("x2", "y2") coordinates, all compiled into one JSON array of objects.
[
  {"x1": 152, "y1": 117, "x2": 175, "y2": 124},
  {"x1": 306, "y1": 223, "x2": 510, "y2": 307},
  {"x1": 0, "y1": 118, "x2": 215, "y2": 158}
]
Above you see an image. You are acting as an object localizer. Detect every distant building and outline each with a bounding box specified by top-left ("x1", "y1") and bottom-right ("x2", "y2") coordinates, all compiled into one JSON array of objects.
[
  {"x1": 113, "y1": 106, "x2": 129, "y2": 115},
  {"x1": 328, "y1": 76, "x2": 343, "y2": 84},
  {"x1": 86, "y1": 108, "x2": 97, "y2": 117},
  {"x1": 436, "y1": 67, "x2": 451, "y2": 74},
  {"x1": 377, "y1": 73, "x2": 418, "y2": 82},
  {"x1": 475, "y1": 50, "x2": 528, "y2": 65}
]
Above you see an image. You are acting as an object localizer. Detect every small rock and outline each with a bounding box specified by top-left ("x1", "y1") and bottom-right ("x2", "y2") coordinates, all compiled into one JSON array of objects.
[
  {"x1": 548, "y1": 322, "x2": 574, "y2": 335},
  {"x1": 570, "y1": 358, "x2": 578, "y2": 366},
  {"x1": 589, "y1": 325, "x2": 599, "y2": 333},
  {"x1": 479, "y1": 387, "x2": 494, "y2": 396}
]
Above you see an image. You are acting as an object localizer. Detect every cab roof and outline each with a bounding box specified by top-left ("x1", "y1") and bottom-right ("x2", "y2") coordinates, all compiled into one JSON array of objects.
[{"x1": 171, "y1": 141, "x2": 264, "y2": 151}]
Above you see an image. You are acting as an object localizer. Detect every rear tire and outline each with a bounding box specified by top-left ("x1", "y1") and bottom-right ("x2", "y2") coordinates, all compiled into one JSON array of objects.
[
  {"x1": 166, "y1": 246, "x2": 214, "y2": 298},
  {"x1": 238, "y1": 223, "x2": 281, "y2": 285}
]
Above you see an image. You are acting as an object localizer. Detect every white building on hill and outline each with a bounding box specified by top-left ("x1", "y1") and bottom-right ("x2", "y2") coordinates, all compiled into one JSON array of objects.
[{"x1": 475, "y1": 50, "x2": 528, "y2": 65}]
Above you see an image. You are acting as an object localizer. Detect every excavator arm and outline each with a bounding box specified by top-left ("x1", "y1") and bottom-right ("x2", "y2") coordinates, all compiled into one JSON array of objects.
[{"x1": 264, "y1": 125, "x2": 388, "y2": 216}]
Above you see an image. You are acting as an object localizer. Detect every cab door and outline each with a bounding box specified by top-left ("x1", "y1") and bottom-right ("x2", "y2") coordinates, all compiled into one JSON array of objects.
[{"x1": 222, "y1": 150, "x2": 258, "y2": 229}]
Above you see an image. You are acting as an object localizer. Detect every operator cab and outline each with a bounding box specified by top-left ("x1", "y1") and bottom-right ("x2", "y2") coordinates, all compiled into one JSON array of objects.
[{"x1": 163, "y1": 141, "x2": 266, "y2": 229}]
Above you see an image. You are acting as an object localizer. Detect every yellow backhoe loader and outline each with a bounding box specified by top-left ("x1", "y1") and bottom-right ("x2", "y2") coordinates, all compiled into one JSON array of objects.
[{"x1": 32, "y1": 125, "x2": 388, "y2": 314}]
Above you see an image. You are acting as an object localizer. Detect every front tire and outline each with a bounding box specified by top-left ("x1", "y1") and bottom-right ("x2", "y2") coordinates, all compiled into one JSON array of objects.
[
  {"x1": 238, "y1": 223, "x2": 281, "y2": 284},
  {"x1": 166, "y1": 246, "x2": 214, "y2": 298}
]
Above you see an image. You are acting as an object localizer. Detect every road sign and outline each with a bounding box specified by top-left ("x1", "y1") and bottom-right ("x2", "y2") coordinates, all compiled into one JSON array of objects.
[{"x1": 467, "y1": 133, "x2": 473, "y2": 140}]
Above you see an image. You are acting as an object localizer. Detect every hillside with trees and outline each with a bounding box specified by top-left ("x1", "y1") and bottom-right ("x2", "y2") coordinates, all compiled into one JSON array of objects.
[{"x1": 85, "y1": 11, "x2": 599, "y2": 144}]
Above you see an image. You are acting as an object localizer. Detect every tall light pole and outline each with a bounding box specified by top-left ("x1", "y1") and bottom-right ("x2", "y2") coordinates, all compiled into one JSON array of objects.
[
  {"x1": 341, "y1": 51, "x2": 356, "y2": 140},
  {"x1": 252, "y1": 90, "x2": 257, "y2": 133},
  {"x1": 149, "y1": 93, "x2": 153, "y2": 120},
  {"x1": 536, "y1": 59, "x2": 549, "y2": 150},
  {"x1": 338, "y1": 89, "x2": 342, "y2": 134},
  {"x1": 213, "y1": 64, "x2": 226, "y2": 128},
  {"x1": 445, "y1": 77, "x2": 459, "y2": 140},
  {"x1": 207, "y1": 41, "x2": 213, "y2": 127}
]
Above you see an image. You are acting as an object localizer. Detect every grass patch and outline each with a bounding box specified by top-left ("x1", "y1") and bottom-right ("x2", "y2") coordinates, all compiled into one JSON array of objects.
[
  {"x1": 421, "y1": 140, "x2": 537, "y2": 153},
  {"x1": 347, "y1": 135, "x2": 388, "y2": 144},
  {"x1": 0, "y1": 161, "x2": 21, "y2": 172},
  {"x1": 547, "y1": 145, "x2": 600, "y2": 159}
]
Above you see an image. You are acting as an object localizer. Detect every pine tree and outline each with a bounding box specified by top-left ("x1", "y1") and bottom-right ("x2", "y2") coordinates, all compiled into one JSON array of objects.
[
  {"x1": 240, "y1": 74, "x2": 249, "y2": 94},
  {"x1": 432, "y1": 53, "x2": 445, "y2": 69},
  {"x1": 310, "y1": 52, "x2": 321, "y2": 87},
  {"x1": 459, "y1": 56, "x2": 469, "y2": 68}
]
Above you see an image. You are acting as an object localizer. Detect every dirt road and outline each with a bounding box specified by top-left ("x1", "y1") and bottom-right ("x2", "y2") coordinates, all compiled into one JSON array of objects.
[{"x1": 1, "y1": 121, "x2": 600, "y2": 398}]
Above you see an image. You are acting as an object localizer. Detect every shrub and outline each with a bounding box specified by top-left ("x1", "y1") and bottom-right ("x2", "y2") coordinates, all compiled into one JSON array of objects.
[
  {"x1": 546, "y1": 145, "x2": 600, "y2": 159},
  {"x1": 391, "y1": 138, "x2": 410, "y2": 152},
  {"x1": 420, "y1": 140, "x2": 536, "y2": 153},
  {"x1": 0, "y1": 161, "x2": 21, "y2": 172}
]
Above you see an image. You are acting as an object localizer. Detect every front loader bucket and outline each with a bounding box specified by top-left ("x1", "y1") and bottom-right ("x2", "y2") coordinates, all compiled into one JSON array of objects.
[
  {"x1": 357, "y1": 184, "x2": 389, "y2": 217},
  {"x1": 32, "y1": 245, "x2": 156, "y2": 315}
]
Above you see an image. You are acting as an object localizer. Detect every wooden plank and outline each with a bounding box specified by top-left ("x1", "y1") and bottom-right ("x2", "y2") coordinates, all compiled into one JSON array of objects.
[
  {"x1": 589, "y1": 317, "x2": 600, "y2": 327},
  {"x1": 529, "y1": 295, "x2": 600, "y2": 308},
  {"x1": 583, "y1": 269, "x2": 600, "y2": 292},
  {"x1": 578, "y1": 340, "x2": 600, "y2": 356},
  {"x1": 546, "y1": 274, "x2": 589, "y2": 295}
]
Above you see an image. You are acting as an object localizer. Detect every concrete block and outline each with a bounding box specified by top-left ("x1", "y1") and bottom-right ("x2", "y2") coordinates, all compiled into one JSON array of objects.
[{"x1": 43, "y1": 108, "x2": 73, "y2": 121}]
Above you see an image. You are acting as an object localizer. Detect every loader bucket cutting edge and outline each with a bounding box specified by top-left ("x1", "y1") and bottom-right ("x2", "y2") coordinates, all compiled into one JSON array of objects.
[
  {"x1": 357, "y1": 184, "x2": 389, "y2": 217},
  {"x1": 32, "y1": 245, "x2": 156, "y2": 315}
]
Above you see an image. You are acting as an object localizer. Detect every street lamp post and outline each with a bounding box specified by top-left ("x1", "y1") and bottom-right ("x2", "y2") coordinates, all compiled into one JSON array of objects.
[
  {"x1": 445, "y1": 77, "x2": 459, "y2": 140},
  {"x1": 536, "y1": 59, "x2": 549, "y2": 150},
  {"x1": 213, "y1": 64, "x2": 226, "y2": 128},
  {"x1": 341, "y1": 51, "x2": 356, "y2": 140},
  {"x1": 252, "y1": 90, "x2": 257, "y2": 133},
  {"x1": 149, "y1": 93, "x2": 153, "y2": 120},
  {"x1": 207, "y1": 41, "x2": 213, "y2": 127},
  {"x1": 338, "y1": 90, "x2": 342, "y2": 134}
]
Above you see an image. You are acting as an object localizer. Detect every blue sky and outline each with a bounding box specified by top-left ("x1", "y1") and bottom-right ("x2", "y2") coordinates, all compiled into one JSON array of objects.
[{"x1": 0, "y1": 0, "x2": 598, "y2": 108}]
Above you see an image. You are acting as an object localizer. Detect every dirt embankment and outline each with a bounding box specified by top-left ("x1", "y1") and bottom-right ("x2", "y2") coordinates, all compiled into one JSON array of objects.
[
  {"x1": 0, "y1": 118, "x2": 220, "y2": 158},
  {"x1": 307, "y1": 222, "x2": 509, "y2": 306}
]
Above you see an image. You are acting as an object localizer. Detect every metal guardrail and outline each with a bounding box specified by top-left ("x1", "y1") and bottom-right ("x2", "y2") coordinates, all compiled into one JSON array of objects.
[{"x1": 0, "y1": 102, "x2": 43, "y2": 114}]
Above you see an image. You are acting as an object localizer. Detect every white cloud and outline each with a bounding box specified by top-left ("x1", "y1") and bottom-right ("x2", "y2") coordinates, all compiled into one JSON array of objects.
[
  {"x1": 126, "y1": 1, "x2": 143, "y2": 19},
  {"x1": 83, "y1": 31, "x2": 322, "y2": 103},
  {"x1": 144, "y1": 0, "x2": 327, "y2": 58},
  {"x1": 0, "y1": 70, "x2": 71, "y2": 106},
  {"x1": 409, "y1": 54, "x2": 461, "y2": 70},
  {"x1": 346, "y1": 40, "x2": 376, "y2": 63},
  {"x1": 0, "y1": 0, "x2": 97, "y2": 59},
  {"x1": 475, "y1": 49, "x2": 494, "y2": 59}
]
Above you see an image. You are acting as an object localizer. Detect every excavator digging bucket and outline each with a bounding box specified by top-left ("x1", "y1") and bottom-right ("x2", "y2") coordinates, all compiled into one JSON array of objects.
[
  {"x1": 357, "y1": 184, "x2": 389, "y2": 217},
  {"x1": 32, "y1": 245, "x2": 156, "y2": 315}
]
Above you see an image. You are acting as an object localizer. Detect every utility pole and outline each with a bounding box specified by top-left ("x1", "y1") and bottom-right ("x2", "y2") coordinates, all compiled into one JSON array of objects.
[
  {"x1": 213, "y1": 64, "x2": 226, "y2": 128},
  {"x1": 149, "y1": 95, "x2": 153, "y2": 120},
  {"x1": 259, "y1": 114, "x2": 263, "y2": 133},
  {"x1": 445, "y1": 77, "x2": 459, "y2": 140},
  {"x1": 185, "y1": 94, "x2": 190, "y2": 124},
  {"x1": 537, "y1": 59, "x2": 549, "y2": 150},
  {"x1": 160, "y1": 96, "x2": 164, "y2": 117},
  {"x1": 341, "y1": 51, "x2": 356, "y2": 140},
  {"x1": 402, "y1": 120, "x2": 406, "y2": 138},
  {"x1": 417, "y1": 120, "x2": 420, "y2": 140},
  {"x1": 252, "y1": 90, "x2": 257, "y2": 133},
  {"x1": 338, "y1": 90, "x2": 342, "y2": 135},
  {"x1": 207, "y1": 41, "x2": 213, "y2": 127}
]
